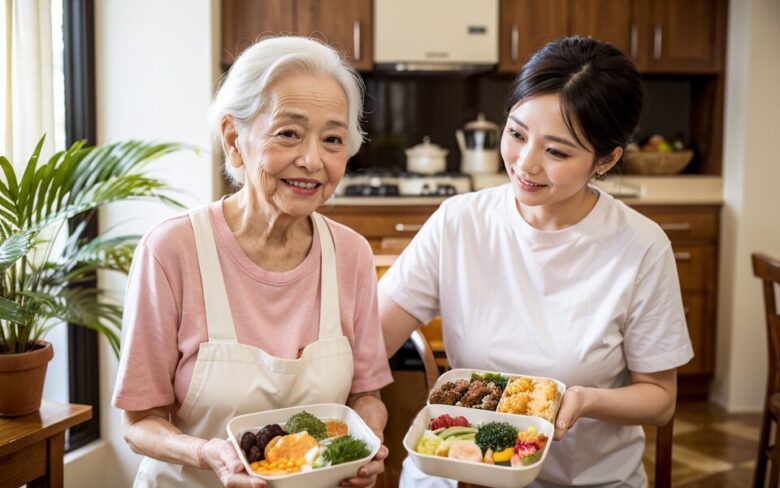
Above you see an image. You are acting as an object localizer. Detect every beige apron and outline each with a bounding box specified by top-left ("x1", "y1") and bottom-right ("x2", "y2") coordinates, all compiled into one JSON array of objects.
[{"x1": 134, "y1": 208, "x2": 354, "y2": 487}]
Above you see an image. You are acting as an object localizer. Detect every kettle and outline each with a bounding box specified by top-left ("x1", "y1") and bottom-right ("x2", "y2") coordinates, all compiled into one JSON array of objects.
[{"x1": 455, "y1": 113, "x2": 500, "y2": 175}]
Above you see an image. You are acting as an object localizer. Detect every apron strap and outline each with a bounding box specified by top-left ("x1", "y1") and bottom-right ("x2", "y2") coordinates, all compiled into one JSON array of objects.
[
  {"x1": 189, "y1": 207, "x2": 237, "y2": 343},
  {"x1": 312, "y1": 213, "x2": 342, "y2": 340}
]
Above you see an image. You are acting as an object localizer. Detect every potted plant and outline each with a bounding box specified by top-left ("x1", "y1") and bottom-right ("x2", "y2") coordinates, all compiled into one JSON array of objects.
[{"x1": 0, "y1": 136, "x2": 183, "y2": 416}]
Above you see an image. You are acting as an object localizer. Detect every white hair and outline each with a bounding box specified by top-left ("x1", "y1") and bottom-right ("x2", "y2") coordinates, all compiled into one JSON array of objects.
[{"x1": 210, "y1": 36, "x2": 366, "y2": 186}]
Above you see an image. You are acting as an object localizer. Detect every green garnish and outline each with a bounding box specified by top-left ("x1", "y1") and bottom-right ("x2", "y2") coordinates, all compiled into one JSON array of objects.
[
  {"x1": 522, "y1": 450, "x2": 544, "y2": 466},
  {"x1": 322, "y1": 435, "x2": 371, "y2": 465},
  {"x1": 475, "y1": 422, "x2": 518, "y2": 453},
  {"x1": 471, "y1": 372, "x2": 509, "y2": 390},
  {"x1": 285, "y1": 411, "x2": 328, "y2": 441}
]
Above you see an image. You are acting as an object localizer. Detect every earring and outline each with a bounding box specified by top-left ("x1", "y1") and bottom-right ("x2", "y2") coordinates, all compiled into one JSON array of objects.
[{"x1": 595, "y1": 172, "x2": 604, "y2": 180}]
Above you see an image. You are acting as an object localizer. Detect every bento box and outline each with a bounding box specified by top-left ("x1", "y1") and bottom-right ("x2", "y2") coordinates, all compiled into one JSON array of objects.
[
  {"x1": 403, "y1": 404, "x2": 554, "y2": 488},
  {"x1": 428, "y1": 369, "x2": 566, "y2": 422},
  {"x1": 226, "y1": 403, "x2": 380, "y2": 488}
]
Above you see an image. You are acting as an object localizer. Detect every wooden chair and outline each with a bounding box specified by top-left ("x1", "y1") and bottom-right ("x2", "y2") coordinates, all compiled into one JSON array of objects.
[
  {"x1": 752, "y1": 252, "x2": 780, "y2": 488},
  {"x1": 409, "y1": 328, "x2": 674, "y2": 488}
]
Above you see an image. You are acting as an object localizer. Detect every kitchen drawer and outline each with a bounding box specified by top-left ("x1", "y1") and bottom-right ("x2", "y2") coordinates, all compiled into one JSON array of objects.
[
  {"x1": 633, "y1": 205, "x2": 719, "y2": 241},
  {"x1": 320, "y1": 205, "x2": 437, "y2": 239},
  {"x1": 678, "y1": 293, "x2": 712, "y2": 376},
  {"x1": 672, "y1": 243, "x2": 717, "y2": 292}
]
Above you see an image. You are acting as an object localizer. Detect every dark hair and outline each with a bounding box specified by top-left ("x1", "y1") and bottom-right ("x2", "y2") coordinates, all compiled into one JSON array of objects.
[{"x1": 505, "y1": 36, "x2": 643, "y2": 161}]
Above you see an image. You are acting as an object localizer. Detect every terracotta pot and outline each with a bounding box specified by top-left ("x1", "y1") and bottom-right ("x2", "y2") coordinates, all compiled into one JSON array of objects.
[{"x1": 0, "y1": 341, "x2": 54, "y2": 416}]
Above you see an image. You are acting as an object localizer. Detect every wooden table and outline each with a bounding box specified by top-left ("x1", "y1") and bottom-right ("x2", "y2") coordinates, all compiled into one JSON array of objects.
[{"x1": 0, "y1": 401, "x2": 92, "y2": 488}]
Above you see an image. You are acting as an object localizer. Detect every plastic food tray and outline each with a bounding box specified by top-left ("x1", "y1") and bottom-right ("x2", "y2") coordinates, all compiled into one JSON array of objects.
[
  {"x1": 226, "y1": 403, "x2": 380, "y2": 488},
  {"x1": 404, "y1": 404, "x2": 554, "y2": 488},
  {"x1": 430, "y1": 368, "x2": 567, "y2": 421}
]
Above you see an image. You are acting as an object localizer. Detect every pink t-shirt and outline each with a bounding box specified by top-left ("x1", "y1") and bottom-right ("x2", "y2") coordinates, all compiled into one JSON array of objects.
[{"x1": 112, "y1": 200, "x2": 393, "y2": 412}]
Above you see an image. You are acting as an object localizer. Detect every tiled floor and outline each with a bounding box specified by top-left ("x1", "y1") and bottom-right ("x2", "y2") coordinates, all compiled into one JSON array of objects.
[{"x1": 643, "y1": 401, "x2": 763, "y2": 487}]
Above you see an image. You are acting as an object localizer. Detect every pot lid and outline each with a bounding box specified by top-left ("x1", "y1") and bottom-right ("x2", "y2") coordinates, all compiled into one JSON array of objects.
[
  {"x1": 464, "y1": 113, "x2": 499, "y2": 131},
  {"x1": 405, "y1": 136, "x2": 448, "y2": 156}
]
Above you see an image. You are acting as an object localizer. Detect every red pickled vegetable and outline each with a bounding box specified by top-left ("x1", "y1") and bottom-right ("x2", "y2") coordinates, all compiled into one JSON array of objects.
[{"x1": 429, "y1": 414, "x2": 470, "y2": 430}]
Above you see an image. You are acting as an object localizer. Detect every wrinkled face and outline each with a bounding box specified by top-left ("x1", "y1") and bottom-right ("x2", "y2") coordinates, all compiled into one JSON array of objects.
[
  {"x1": 236, "y1": 73, "x2": 350, "y2": 218},
  {"x1": 501, "y1": 93, "x2": 599, "y2": 212}
]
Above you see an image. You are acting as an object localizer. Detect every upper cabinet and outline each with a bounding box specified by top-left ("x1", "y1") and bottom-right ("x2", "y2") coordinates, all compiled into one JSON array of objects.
[
  {"x1": 571, "y1": 0, "x2": 635, "y2": 61},
  {"x1": 640, "y1": 0, "x2": 727, "y2": 73},
  {"x1": 497, "y1": 0, "x2": 726, "y2": 74},
  {"x1": 220, "y1": 0, "x2": 373, "y2": 70},
  {"x1": 498, "y1": 0, "x2": 569, "y2": 73}
]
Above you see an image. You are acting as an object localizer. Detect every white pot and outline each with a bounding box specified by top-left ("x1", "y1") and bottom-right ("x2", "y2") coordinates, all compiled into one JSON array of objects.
[{"x1": 405, "y1": 136, "x2": 448, "y2": 175}]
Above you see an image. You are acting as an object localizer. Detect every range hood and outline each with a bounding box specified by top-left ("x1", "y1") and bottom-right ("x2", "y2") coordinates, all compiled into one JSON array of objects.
[{"x1": 374, "y1": 0, "x2": 498, "y2": 72}]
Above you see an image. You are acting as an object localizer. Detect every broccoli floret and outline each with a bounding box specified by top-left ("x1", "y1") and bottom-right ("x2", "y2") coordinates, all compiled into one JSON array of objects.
[
  {"x1": 284, "y1": 411, "x2": 327, "y2": 441},
  {"x1": 475, "y1": 422, "x2": 518, "y2": 453}
]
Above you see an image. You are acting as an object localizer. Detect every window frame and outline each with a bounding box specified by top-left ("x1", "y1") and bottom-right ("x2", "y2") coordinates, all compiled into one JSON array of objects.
[{"x1": 62, "y1": 0, "x2": 100, "y2": 452}]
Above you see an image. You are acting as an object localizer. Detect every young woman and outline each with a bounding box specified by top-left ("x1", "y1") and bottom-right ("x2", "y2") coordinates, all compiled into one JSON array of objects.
[{"x1": 380, "y1": 37, "x2": 693, "y2": 487}]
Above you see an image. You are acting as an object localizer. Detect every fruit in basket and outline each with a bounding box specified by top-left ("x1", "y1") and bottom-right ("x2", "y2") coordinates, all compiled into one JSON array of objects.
[{"x1": 475, "y1": 422, "x2": 518, "y2": 454}]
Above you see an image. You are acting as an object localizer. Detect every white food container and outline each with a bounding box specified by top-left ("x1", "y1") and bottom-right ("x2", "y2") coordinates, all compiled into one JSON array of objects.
[
  {"x1": 403, "y1": 404, "x2": 554, "y2": 488},
  {"x1": 430, "y1": 369, "x2": 567, "y2": 422},
  {"x1": 226, "y1": 403, "x2": 380, "y2": 488}
]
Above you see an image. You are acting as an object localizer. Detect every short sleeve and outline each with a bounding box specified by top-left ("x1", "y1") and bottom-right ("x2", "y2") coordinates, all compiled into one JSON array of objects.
[
  {"x1": 348, "y1": 242, "x2": 394, "y2": 394},
  {"x1": 378, "y1": 204, "x2": 445, "y2": 324},
  {"x1": 623, "y1": 245, "x2": 695, "y2": 373},
  {"x1": 112, "y1": 243, "x2": 181, "y2": 411}
]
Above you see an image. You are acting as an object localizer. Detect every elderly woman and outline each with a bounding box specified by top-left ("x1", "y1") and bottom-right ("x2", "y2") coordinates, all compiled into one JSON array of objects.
[{"x1": 112, "y1": 37, "x2": 392, "y2": 488}]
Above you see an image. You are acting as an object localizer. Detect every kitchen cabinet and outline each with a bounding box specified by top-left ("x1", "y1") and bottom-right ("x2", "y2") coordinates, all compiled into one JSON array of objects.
[
  {"x1": 640, "y1": 0, "x2": 727, "y2": 73},
  {"x1": 325, "y1": 201, "x2": 721, "y2": 398},
  {"x1": 633, "y1": 204, "x2": 720, "y2": 397},
  {"x1": 220, "y1": 0, "x2": 372, "y2": 70},
  {"x1": 498, "y1": 0, "x2": 727, "y2": 75},
  {"x1": 319, "y1": 204, "x2": 439, "y2": 253},
  {"x1": 498, "y1": 0, "x2": 569, "y2": 73}
]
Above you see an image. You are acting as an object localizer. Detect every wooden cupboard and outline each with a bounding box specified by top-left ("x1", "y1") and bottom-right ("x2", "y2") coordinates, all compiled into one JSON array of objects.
[
  {"x1": 497, "y1": 0, "x2": 727, "y2": 74},
  {"x1": 220, "y1": 0, "x2": 372, "y2": 70}
]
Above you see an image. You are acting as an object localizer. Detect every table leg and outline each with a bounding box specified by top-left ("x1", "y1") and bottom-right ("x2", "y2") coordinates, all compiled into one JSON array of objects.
[{"x1": 28, "y1": 431, "x2": 64, "y2": 488}]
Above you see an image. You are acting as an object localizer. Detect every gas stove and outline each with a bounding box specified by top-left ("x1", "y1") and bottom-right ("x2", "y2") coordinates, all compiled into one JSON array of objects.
[{"x1": 337, "y1": 169, "x2": 472, "y2": 197}]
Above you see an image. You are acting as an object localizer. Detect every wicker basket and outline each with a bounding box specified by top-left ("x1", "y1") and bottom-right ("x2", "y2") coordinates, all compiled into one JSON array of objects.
[{"x1": 623, "y1": 150, "x2": 694, "y2": 175}]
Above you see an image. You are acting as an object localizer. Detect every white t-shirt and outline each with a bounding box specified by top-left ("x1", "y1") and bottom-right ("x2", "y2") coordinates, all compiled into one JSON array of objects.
[{"x1": 380, "y1": 184, "x2": 694, "y2": 487}]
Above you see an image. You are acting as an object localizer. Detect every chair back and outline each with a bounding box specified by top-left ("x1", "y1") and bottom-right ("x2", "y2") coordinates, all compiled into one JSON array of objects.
[
  {"x1": 409, "y1": 328, "x2": 674, "y2": 488},
  {"x1": 751, "y1": 252, "x2": 780, "y2": 488},
  {"x1": 753, "y1": 253, "x2": 780, "y2": 397}
]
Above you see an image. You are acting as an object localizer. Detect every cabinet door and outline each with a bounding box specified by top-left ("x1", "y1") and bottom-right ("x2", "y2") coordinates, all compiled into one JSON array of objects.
[
  {"x1": 498, "y1": 0, "x2": 569, "y2": 73},
  {"x1": 296, "y1": 0, "x2": 373, "y2": 71},
  {"x1": 645, "y1": 0, "x2": 725, "y2": 73},
  {"x1": 221, "y1": 0, "x2": 295, "y2": 65},
  {"x1": 571, "y1": 0, "x2": 636, "y2": 62}
]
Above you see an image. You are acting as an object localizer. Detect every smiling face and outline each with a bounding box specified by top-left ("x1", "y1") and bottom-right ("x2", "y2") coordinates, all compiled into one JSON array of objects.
[
  {"x1": 227, "y1": 73, "x2": 350, "y2": 219},
  {"x1": 501, "y1": 93, "x2": 618, "y2": 229}
]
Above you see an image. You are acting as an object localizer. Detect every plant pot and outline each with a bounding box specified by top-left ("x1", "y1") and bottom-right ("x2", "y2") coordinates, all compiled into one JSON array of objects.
[{"x1": 0, "y1": 341, "x2": 54, "y2": 417}]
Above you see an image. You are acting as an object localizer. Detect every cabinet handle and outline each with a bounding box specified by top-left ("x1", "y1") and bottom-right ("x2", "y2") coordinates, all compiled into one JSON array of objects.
[
  {"x1": 353, "y1": 20, "x2": 361, "y2": 61},
  {"x1": 511, "y1": 23, "x2": 519, "y2": 63},
  {"x1": 674, "y1": 251, "x2": 692, "y2": 261},
  {"x1": 630, "y1": 23, "x2": 638, "y2": 60},
  {"x1": 660, "y1": 222, "x2": 692, "y2": 231},
  {"x1": 653, "y1": 23, "x2": 662, "y2": 61},
  {"x1": 395, "y1": 223, "x2": 422, "y2": 232}
]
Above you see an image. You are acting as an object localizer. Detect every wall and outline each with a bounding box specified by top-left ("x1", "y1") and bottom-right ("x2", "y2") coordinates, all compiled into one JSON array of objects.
[
  {"x1": 64, "y1": 1, "x2": 220, "y2": 486},
  {"x1": 712, "y1": 0, "x2": 780, "y2": 411}
]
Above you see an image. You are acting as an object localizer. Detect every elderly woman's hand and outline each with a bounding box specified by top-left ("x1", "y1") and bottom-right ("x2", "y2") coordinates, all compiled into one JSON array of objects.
[
  {"x1": 338, "y1": 444, "x2": 388, "y2": 488},
  {"x1": 552, "y1": 386, "x2": 594, "y2": 441},
  {"x1": 200, "y1": 438, "x2": 267, "y2": 488}
]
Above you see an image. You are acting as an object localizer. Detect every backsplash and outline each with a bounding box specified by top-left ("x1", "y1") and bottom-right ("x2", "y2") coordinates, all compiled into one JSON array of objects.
[{"x1": 349, "y1": 72, "x2": 696, "y2": 174}]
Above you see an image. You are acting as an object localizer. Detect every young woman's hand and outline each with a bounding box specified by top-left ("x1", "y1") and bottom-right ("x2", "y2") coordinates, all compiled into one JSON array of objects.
[
  {"x1": 339, "y1": 444, "x2": 388, "y2": 488},
  {"x1": 552, "y1": 386, "x2": 593, "y2": 441},
  {"x1": 200, "y1": 438, "x2": 267, "y2": 488}
]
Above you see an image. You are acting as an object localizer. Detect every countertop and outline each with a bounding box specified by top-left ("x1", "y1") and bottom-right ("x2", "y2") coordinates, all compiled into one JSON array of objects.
[{"x1": 330, "y1": 175, "x2": 723, "y2": 207}]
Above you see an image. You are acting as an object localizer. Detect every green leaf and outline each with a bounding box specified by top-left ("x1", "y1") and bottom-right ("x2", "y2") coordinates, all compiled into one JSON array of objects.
[
  {"x1": 0, "y1": 296, "x2": 23, "y2": 324},
  {"x1": 0, "y1": 232, "x2": 33, "y2": 272},
  {"x1": 0, "y1": 155, "x2": 19, "y2": 199}
]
